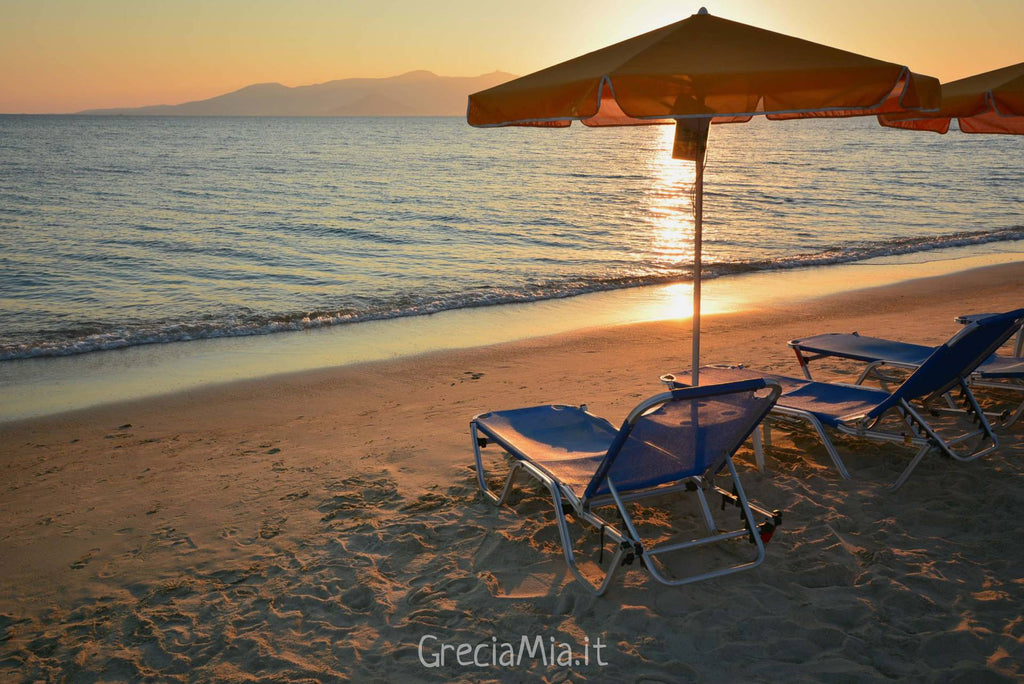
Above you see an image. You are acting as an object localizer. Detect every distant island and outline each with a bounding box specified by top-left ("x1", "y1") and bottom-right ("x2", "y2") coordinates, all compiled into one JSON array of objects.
[{"x1": 77, "y1": 71, "x2": 517, "y2": 117}]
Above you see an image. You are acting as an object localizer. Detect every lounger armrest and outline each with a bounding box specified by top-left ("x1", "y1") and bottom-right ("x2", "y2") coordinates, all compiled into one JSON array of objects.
[
  {"x1": 832, "y1": 381, "x2": 876, "y2": 389},
  {"x1": 626, "y1": 379, "x2": 773, "y2": 424},
  {"x1": 669, "y1": 378, "x2": 772, "y2": 400},
  {"x1": 837, "y1": 412, "x2": 871, "y2": 426}
]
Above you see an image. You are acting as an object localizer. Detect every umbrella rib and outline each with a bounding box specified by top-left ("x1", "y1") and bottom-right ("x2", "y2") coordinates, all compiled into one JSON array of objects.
[{"x1": 989, "y1": 92, "x2": 1015, "y2": 118}]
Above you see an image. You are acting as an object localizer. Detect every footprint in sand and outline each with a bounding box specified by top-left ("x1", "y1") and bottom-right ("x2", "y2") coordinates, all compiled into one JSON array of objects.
[
  {"x1": 258, "y1": 516, "x2": 287, "y2": 539},
  {"x1": 399, "y1": 492, "x2": 448, "y2": 513},
  {"x1": 70, "y1": 548, "x2": 100, "y2": 569},
  {"x1": 341, "y1": 585, "x2": 376, "y2": 612},
  {"x1": 405, "y1": 585, "x2": 444, "y2": 607},
  {"x1": 221, "y1": 525, "x2": 259, "y2": 547},
  {"x1": 319, "y1": 475, "x2": 401, "y2": 521},
  {"x1": 0, "y1": 614, "x2": 28, "y2": 643},
  {"x1": 435, "y1": 576, "x2": 477, "y2": 597}
]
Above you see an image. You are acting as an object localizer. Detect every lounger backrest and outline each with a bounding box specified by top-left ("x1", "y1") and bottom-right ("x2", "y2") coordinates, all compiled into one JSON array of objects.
[
  {"x1": 871, "y1": 308, "x2": 1024, "y2": 417},
  {"x1": 584, "y1": 379, "x2": 780, "y2": 500}
]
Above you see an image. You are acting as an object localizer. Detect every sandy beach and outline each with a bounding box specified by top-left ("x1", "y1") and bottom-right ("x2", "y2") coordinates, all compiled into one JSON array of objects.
[{"x1": 1, "y1": 262, "x2": 1022, "y2": 682}]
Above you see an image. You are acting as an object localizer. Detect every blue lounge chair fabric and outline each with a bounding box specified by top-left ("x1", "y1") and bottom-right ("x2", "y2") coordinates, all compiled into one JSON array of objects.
[
  {"x1": 975, "y1": 358, "x2": 1024, "y2": 379},
  {"x1": 792, "y1": 334, "x2": 935, "y2": 366},
  {"x1": 790, "y1": 310, "x2": 1024, "y2": 426},
  {"x1": 792, "y1": 332, "x2": 1024, "y2": 382},
  {"x1": 472, "y1": 404, "x2": 617, "y2": 499},
  {"x1": 673, "y1": 367, "x2": 892, "y2": 428},
  {"x1": 663, "y1": 309, "x2": 1024, "y2": 490},
  {"x1": 471, "y1": 379, "x2": 782, "y2": 594},
  {"x1": 956, "y1": 313, "x2": 1024, "y2": 356}
]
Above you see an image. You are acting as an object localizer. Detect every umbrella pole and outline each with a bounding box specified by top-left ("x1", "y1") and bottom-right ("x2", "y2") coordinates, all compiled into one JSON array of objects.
[
  {"x1": 673, "y1": 117, "x2": 710, "y2": 386},
  {"x1": 692, "y1": 151, "x2": 703, "y2": 386}
]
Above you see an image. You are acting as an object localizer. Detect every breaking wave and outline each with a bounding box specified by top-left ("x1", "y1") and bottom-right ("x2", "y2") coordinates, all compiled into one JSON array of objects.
[{"x1": 3, "y1": 226, "x2": 1020, "y2": 361}]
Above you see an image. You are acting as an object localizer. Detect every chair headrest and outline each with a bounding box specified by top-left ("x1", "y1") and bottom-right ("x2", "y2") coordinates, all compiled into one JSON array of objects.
[
  {"x1": 875, "y1": 308, "x2": 1024, "y2": 413},
  {"x1": 583, "y1": 379, "x2": 780, "y2": 500}
]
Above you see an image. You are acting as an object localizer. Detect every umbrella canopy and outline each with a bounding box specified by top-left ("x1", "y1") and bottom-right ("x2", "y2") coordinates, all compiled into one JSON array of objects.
[
  {"x1": 879, "y1": 61, "x2": 1024, "y2": 134},
  {"x1": 468, "y1": 9, "x2": 938, "y2": 127},
  {"x1": 468, "y1": 8, "x2": 940, "y2": 383}
]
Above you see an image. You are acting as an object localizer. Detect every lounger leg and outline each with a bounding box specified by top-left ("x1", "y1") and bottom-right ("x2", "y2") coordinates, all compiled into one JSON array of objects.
[
  {"x1": 794, "y1": 349, "x2": 813, "y2": 380},
  {"x1": 781, "y1": 410, "x2": 851, "y2": 480},
  {"x1": 854, "y1": 364, "x2": 875, "y2": 386},
  {"x1": 978, "y1": 379, "x2": 1024, "y2": 428},
  {"x1": 602, "y1": 471, "x2": 765, "y2": 589},
  {"x1": 544, "y1": 479, "x2": 627, "y2": 596},
  {"x1": 887, "y1": 392, "x2": 1000, "y2": 490},
  {"x1": 751, "y1": 428, "x2": 766, "y2": 473},
  {"x1": 888, "y1": 443, "x2": 931, "y2": 491},
  {"x1": 957, "y1": 384, "x2": 999, "y2": 455},
  {"x1": 901, "y1": 392, "x2": 998, "y2": 463},
  {"x1": 725, "y1": 457, "x2": 767, "y2": 571},
  {"x1": 1005, "y1": 398, "x2": 1024, "y2": 428},
  {"x1": 811, "y1": 421, "x2": 850, "y2": 479},
  {"x1": 856, "y1": 362, "x2": 913, "y2": 393},
  {"x1": 620, "y1": 459, "x2": 767, "y2": 587},
  {"x1": 693, "y1": 483, "x2": 718, "y2": 534},
  {"x1": 471, "y1": 423, "x2": 502, "y2": 504},
  {"x1": 965, "y1": 378, "x2": 1024, "y2": 428},
  {"x1": 475, "y1": 434, "x2": 630, "y2": 594},
  {"x1": 472, "y1": 423, "x2": 527, "y2": 506}
]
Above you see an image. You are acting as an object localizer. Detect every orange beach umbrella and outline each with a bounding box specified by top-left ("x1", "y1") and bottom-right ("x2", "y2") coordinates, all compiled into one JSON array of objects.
[
  {"x1": 468, "y1": 8, "x2": 940, "y2": 383},
  {"x1": 879, "y1": 61, "x2": 1024, "y2": 134}
]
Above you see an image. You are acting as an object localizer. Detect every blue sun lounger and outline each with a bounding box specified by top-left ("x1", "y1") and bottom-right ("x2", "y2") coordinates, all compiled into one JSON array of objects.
[
  {"x1": 471, "y1": 379, "x2": 782, "y2": 595},
  {"x1": 789, "y1": 310, "x2": 1024, "y2": 427},
  {"x1": 662, "y1": 309, "x2": 1024, "y2": 491}
]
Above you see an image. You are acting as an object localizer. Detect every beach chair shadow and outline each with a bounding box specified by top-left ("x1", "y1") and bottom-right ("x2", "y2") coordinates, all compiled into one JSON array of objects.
[
  {"x1": 470, "y1": 379, "x2": 782, "y2": 595},
  {"x1": 663, "y1": 309, "x2": 1024, "y2": 491},
  {"x1": 788, "y1": 310, "x2": 1024, "y2": 427}
]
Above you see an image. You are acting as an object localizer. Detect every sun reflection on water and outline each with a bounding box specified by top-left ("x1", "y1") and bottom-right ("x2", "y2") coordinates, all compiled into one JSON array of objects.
[
  {"x1": 641, "y1": 281, "x2": 740, "y2": 322},
  {"x1": 642, "y1": 125, "x2": 698, "y2": 275},
  {"x1": 655, "y1": 282, "x2": 695, "y2": 319}
]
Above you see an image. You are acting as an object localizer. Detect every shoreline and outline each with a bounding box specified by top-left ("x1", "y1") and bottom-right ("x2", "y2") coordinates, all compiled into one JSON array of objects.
[
  {"x1": 1, "y1": 261, "x2": 1022, "y2": 680},
  {"x1": 2, "y1": 244, "x2": 1022, "y2": 423}
]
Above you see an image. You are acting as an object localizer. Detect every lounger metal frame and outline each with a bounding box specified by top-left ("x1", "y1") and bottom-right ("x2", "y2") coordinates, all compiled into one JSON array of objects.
[
  {"x1": 955, "y1": 314, "x2": 1024, "y2": 426},
  {"x1": 471, "y1": 380, "x2": 782, "y2": 595},
  {"x1": 790, "y1": 319, "x2": 1024, "y2": 428},
  {"x1": 790, "y1": 380, "x2": 993, "y2": 490},
  {"x1": 796, "y1": 350, "x2": 1024, "y2": 429},
  {"x1": 665, "y1": 310, "x2": 1024, "y2": 490},
  {"x1": 665, "y1": 368, "x2": 999, "y2": 491}
]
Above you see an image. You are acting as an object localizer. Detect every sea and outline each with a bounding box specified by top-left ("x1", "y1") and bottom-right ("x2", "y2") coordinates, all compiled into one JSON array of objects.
[{"x1": 0, "y1": 115, "x2": 1022, "y2": 417}]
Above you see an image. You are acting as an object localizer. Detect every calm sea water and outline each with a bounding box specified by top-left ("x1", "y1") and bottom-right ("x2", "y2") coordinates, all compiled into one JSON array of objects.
[{"x1": 0, "y1": 115, "x2": 1021, "y2": 360}]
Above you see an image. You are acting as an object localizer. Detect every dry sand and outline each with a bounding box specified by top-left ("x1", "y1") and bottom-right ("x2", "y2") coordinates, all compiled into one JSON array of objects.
[{"x1": 1, "y1": 263, "x2": 1022, "y2": 682}]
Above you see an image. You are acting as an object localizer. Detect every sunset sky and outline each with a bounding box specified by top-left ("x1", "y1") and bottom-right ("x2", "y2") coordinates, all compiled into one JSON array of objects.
[{"x1": 2, "y1": 0, "x2": 1021, "y2": 113}]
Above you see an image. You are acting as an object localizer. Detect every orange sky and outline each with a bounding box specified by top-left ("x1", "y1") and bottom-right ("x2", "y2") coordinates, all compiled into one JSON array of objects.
[{"x1": 2, "y1": 0, "x2": 1021, "y2": 113}]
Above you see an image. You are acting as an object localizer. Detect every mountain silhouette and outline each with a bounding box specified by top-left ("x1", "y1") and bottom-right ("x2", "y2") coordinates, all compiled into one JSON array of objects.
[{"x1": 77, "y1": 71, "x2": 516, "y2": 116}]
